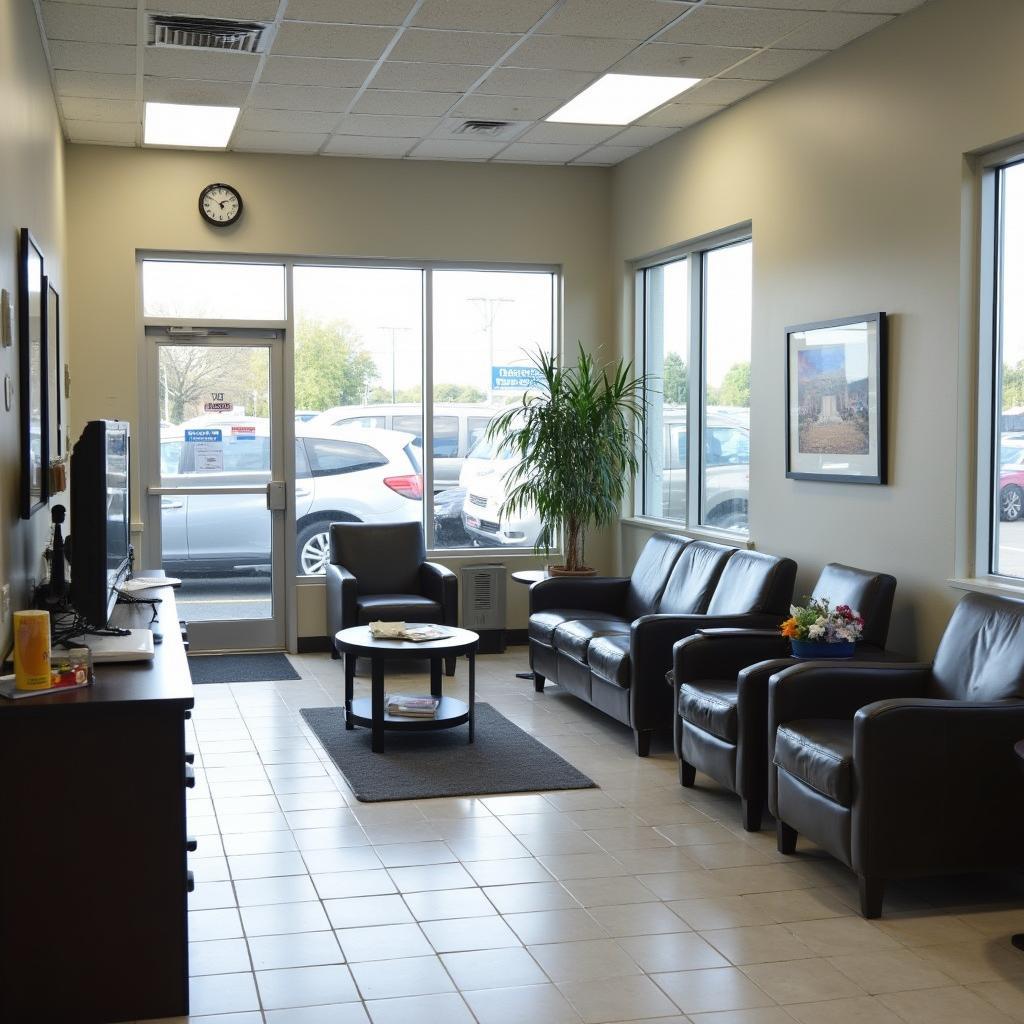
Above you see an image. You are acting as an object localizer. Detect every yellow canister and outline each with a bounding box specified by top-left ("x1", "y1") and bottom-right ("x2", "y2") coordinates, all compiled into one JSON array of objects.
[{"x1": 14, "y1": 610, "x2": 52, "y2": 691}]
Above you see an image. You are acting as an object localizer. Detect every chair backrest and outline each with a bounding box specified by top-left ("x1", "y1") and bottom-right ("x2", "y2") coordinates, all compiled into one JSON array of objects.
[
  {"x1": 329, "y1": 521, "x2": 425, "y2": 596},
  {"x1": 658, "y1": 541, "x2": 735, "y2": 615},
  {"x1": 929, "y1": 592, "x2": 1024, "y2": 701},
  {"x1": 810, "y1": 563, "x2": 897, "y2": 649},
  {"x1": 706, "y1": 551, "x2": 797, "y2": 617},
  {"x1": 623, "y1": 533, "x2": 690, "y2": 619}
]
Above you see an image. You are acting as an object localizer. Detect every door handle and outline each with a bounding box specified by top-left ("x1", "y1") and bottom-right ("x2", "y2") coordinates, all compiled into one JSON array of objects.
[
  {"x1": 161, "y1": 498, "x2": 184, "y2": 510},
  {"x1": 266, "y1": 480, "x2": 288, "y2": 511}
]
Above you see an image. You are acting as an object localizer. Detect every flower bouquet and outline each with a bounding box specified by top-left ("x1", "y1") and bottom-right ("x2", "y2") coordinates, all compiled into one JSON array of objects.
[{"x1": 780, "y1": 598, "x2": 864, "y2": 659}]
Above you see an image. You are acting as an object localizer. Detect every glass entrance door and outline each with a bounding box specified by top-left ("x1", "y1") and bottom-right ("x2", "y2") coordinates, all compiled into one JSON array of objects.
[{"x1": 144, "y1": 330, "x2": 287, "y2": 652}]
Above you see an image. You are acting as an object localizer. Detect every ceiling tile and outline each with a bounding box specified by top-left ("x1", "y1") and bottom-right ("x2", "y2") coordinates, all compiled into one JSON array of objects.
[
  {"x1": 573, "y1": 144, "x2": 643, "y2": 164},
  {"x1": 332, "y1": 113, "x2": 443, "y2": 137},
  {"x1": 839, "y1": 0, "x2": 927, "y2": 11},
  {"x1": 65, "y1": 119, "x2": 137, "y2": 144},
  {"x1": 541, "y1": 0, "x2": 688, "y2": 41},
  {"x1": 143, "y1": 77, "x2": 252, "y2": 106},
  {"x1": 67, "y1": 0, "x2": 133, "y2": 6},
  {"x1": 144, "y1": 48, "x2": 260, "y2": 82},
  {"x1": 389, "y1": 29, "x2": 518, "y2": 65},
  {"x1": 475, "y1": 67, "x2": 597, "y2": 98},
  {"x1": 240, "y1": 108, "x2": 341, "y2": 132},
  {"x1": 324, "y1": 135, "x2": 417, "y2": 156},
  {"x1": 42, "y1": 2, "x2": 136, "y2": 43},
  {"x1": 412, "y1": 0, "x2": 557, "y2": 33},
  {"x1": 284, "y1": 0, "x2": 416, "y2": 23},
  {"x1": 233, "y1": 129, "x2": 328, "y2": 153},
  {"x1": 371, "y1": 61, "x2": 488, "y2": 92},
  {"x1": 60, "y1": 96, "x2": 138, "y2": 122},
  {"x1": 354, "y1": 90, "x2": 461, "y2": 115},
  {"x1": 272, "y1": 23, "x2": 396, "y2": 59},
  {"x1": 54, "y1": 69, "x2": 136, "y2": 99},
  {"x1": 660, "y1": 6, "x2": 816, "y2": 47},
  {"x1": 146, "y1": 0, "x2": 279, "y2": 16},
  {"x1": 683, "y1": 77, "x2": 771, "y2": 104},
  {"x1": 605, "y1": 124, "x2": 679, "y2": 146},
  {"x1": 452, "y1": 93, "x2": 562, "y2": 120},
  {"x1": 774, "y1": 11, "x2": 893, "y2": 48},
  {"x1": 637, "y1": 101, "x2": 725, "y2": 126},
  {"x1": 504, "y1": 35, "x2": 636, "y2": 72},
  {"x1": 48, "y1": 40, "x2": 136, "y2": 74},
  {"x1": 722, "y1": 46, "x2": 827, "y2": 79},
  {"x1": 496, "y1": 141, "x2": 595, "y2": 163},
  {"x1": 519, "y1": 123, "x2": 620, "y2": 145},
  {"x1": 260, "y1": 56, "x2": 376, "y2": 87},
  {"x1": 408, "y1": 138, "x2": 508, "y2": 160},
  {"x1": 612, "y1": 41, "x2": 755, "y2": 77},
  {"x1": 250, "y1": 83, "x2": 358, "y2": 111},
  {"x1": 711, "y1": 0, "x2": 840, "y2": 8}
]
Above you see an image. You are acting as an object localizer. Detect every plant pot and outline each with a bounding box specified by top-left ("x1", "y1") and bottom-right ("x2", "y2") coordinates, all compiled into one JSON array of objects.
[
  {"x1": 547, "y1": 564, "x2": 597, "y2": 577},
  {"x1": 790, "y1": 640, "x2": 856, "y2": 660}
]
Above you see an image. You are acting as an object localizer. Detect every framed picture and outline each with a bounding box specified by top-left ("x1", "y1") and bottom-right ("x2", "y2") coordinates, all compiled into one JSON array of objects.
[
  {"x1": 18, "y1": 229, "x2": 48, "y2": 518},
  {"x1": 785, "y1": 312, "x2": 888, "y2": 484},
  {"x1": 45, "y1": 279, "x2": 62, "y2": 457}
]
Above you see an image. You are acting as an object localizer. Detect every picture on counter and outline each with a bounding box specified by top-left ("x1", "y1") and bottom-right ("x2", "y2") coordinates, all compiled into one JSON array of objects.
[
  {"x1": 786, "y1": 312, "x2": 887, "y2": 484},
  {"x1": 18, "y1": 228, "x2": 48, "y2": 517}
]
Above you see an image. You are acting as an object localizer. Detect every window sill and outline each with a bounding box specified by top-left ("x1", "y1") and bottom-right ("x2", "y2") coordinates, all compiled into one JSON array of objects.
[
  {"x1": 948, "y1": 576, "x2": 1024, "y2": 600},
  {"x1": 621, "y1": 516, "x2": 755, "y2": 550}
]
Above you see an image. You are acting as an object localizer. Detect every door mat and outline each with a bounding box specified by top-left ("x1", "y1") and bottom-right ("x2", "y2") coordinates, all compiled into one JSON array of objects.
[{"x1": 188, "y1": 653, "x2": 300, "y2": 684}]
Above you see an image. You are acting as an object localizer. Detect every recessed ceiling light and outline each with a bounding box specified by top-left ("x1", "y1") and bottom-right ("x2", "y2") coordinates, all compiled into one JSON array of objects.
[
  {"x1": 546, "y1": 73, "x2": 700, "y2": 126},
  {"x1": 144, "y1": 102, "x2": 239, "y2": 148}
]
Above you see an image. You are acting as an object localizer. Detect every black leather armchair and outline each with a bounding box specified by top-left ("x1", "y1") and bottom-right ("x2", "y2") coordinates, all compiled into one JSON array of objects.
[
  {"x1": 769, "y1": 592, "x2": 1024, "y2": 918},
  {"x1": 673, "y1": 563, "x2": 897, "y2": 831},
  {"x1": 326, "y1": 522, "x2": 458, "y2": 672}
]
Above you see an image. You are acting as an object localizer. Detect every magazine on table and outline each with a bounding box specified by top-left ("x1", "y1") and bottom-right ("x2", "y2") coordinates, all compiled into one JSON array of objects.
[
  {"x1": 385, "y1": 692, "x2": 440, "y2": 718},
  {"x1": 369, "y1": 621, "x2": 452, "y2": 643}
]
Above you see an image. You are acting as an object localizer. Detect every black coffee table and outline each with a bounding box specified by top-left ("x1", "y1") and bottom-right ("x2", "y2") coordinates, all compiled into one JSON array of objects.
[{"x1": 334, "y1": 625, "x2": 479, "y2": 753}]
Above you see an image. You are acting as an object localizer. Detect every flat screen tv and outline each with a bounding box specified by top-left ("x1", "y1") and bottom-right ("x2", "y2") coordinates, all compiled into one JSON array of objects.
[{"x1": 69, "y1": 420, "x2": 131, "y2": 629}]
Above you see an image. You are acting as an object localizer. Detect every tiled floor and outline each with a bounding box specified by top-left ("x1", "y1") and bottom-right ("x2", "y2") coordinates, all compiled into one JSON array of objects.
[{"x1": 143, "y1": 647, "x2": 1024, "y2": 1024}]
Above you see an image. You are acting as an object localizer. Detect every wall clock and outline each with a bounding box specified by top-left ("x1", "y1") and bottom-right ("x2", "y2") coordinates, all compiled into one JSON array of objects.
[{"x1": 199, "y1": 183, "x2": 243, "y2": 226}]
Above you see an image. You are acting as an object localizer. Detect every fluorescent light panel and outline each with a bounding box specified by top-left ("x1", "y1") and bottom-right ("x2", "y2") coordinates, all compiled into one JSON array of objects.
[
  {"x1": 144, "y1": 102, "x2": 239, "y2": 148},
  {"x1": 547, "y1": 73, "x2": 700, "y2": 126}
]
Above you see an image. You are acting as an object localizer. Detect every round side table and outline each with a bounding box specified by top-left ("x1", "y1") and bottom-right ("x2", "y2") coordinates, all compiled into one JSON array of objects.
[{"x1": 511, "y1": 570, "x2": 550, "y2": 680}]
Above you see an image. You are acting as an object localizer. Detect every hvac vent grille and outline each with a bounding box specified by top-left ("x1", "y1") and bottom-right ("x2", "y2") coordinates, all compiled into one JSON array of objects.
[
  {"x1": 453, "y1": 120, "x2": 511, "y2": 137},
  {"x1": 472, "y1": 572, "x2": 494, "y2": 611},
  {"x1": 147, "y1": 15, "x2": 268, "y2": 52}
]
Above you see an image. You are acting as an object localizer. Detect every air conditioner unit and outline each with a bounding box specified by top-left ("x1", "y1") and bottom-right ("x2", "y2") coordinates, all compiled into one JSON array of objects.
[{"x1": 461, "y1": 564, "x2": 507, "y2": 654}]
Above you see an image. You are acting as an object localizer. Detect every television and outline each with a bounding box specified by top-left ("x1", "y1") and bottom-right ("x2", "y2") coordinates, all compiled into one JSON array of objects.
[{"x1": 69, "y1": 420, "x2": 131, "y2": 629}]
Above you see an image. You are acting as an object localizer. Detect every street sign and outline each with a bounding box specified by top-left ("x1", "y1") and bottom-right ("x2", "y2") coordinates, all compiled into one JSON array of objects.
[{"x1": 491, "y1": 365, "x2": 543, "y2": 390}]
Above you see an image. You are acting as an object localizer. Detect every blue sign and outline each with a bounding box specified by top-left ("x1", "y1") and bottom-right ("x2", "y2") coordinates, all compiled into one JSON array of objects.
[
  {"x1": 492, "y1": 365, "x2": 544, "y2": 390},
  {"x1": 184, "y1": 428, "x2": 222, "y2": 443}
]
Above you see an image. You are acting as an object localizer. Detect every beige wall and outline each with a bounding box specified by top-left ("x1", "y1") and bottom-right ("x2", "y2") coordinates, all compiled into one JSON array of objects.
[
  {"x1": 0, "y1": 0, "x2": 66, "y2": 651},
  {"x1": 65, "y1": 146, "x2": 613, "y2": 637},
  {"x1": 612, "y1": 0, "x2": 1023, "y2": 656}
]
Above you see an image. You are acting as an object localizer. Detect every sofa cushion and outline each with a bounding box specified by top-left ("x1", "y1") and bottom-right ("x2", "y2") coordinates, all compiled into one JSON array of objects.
[
  {"x1": 706, "y1": 550, "x2": 795, "y2": 617},
  {"x1": 774, "y1": 719, "x2": 854, "y2": 807},
  {"x1": 588, "y1": 635, "x2": 632, "y2": 688},
  {"x1": 357, "y1": 594, "x2": 441, "y2": 624},
  {"x1": 553, "y1": 618, "x2": 631, "y2": 663},
  {"x1": 679, "y1": 681, "x2": 739, "y2": 743},
  {"x1": 529, "y1": 609, "x2": 626, "y2": 646},
  {"x1": 658, "y1": 541, "x2": 734, "y2": 615},
  {"x1": 623, "y1": 533, "x2": 690, "y2": 619}
]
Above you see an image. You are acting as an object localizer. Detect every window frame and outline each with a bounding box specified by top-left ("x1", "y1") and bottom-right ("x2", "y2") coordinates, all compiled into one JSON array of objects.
[{"x1": 632, "y1": 224, "x2": 753, "y2": 537}]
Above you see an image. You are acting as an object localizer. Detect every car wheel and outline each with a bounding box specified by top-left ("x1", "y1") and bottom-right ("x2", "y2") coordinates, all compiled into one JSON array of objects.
[
  {"x1": 706, "y1": 500, "x2": 749, "y2": 531},
  {"x1": 1002, "y1": 485, "x2": 1024, "y2": 522},
  {"x1": 297, "y1": 521, "x2": 336, "y2": 576}
]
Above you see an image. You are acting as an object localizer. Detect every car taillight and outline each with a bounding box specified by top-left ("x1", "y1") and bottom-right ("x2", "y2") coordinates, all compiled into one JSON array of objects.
[{"x1": 384, "y1": 474, "x2": 423, "y2": 499}]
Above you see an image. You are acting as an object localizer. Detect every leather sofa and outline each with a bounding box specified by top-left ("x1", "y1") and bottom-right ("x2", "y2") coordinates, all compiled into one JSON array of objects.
[
  {"x1": 673, "y1": 563, "x2": 897, "y2": 831},
  {"x1": 529, "y1": 532, "x2": 796, "y2": 755},
  {"x1": 326, "y1": 522, "x2": 458, "y2": 671},
  {"x1": 769, "y1": 591, "x2": 1024, "y2": 918}
]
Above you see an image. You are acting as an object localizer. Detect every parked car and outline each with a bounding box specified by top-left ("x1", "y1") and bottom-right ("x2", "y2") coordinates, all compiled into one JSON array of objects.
[
  {"x1": 433, "y1": 487, "x2": 471, "y2": 547},
  {"x1": 999, "y1": 439, "x2": 1024, "y2": 521},
  {"x1": 306, "y1": 403, "x2": 500, "y2": 491},
  {"x1": 160, "y1": 417, "x2": 422, "y2": 576}
]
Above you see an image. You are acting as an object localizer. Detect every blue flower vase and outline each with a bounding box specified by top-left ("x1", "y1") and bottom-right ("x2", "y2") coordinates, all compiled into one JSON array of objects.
[{"x1": 790, "y1": 640, "x2": 856, "y2": 660}]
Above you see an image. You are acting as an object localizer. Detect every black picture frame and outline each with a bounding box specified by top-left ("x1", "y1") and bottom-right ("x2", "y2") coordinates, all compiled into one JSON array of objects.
[
  {"x1": 18, "y1": 228, "x2": 48, "y2": 518},
  {"x1": 785, "y1": 312, "x2": 888, "y2": 485},
  {"x1": 45, "y1": 278, "x2": 62, "y2": 458}
]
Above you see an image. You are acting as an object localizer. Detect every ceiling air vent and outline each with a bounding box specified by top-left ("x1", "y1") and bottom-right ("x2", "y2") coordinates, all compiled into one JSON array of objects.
[
  {"x1": 147, "y1": 14, "x2": 269, "y2": 53},
  {"x1": 453, "y1": 120, "x2": 511, "y2": 138}
]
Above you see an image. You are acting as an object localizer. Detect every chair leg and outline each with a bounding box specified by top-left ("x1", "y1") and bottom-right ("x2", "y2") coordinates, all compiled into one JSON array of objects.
[
  {"x1": 858, "y1": 875, "x2": 885, "y2": 919},
  {"x1": 331, "y1": 647, "x2": 340, "y2": 660},
  {"x1": 533, "y1": 673, "x2": 546, "y2": 693},
  {"x1": 777, "y1": 819, "x2": 798, "y2": 854},
  {"x1": 444, "y1": 656, "x2": 456, "y2": 677},
  {"x1": 633, "y1": 729, "x2": 652, "y2": 757},
  {"x1": 741, "y1": 798, "x2": 762, "y2": 833},
  {"x1": 679, "y1": 758, "x2": 696, "y2": 787}
]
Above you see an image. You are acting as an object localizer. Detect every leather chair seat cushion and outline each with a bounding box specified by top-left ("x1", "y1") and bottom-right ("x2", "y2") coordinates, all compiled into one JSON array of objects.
[
  {"x1": 588, "y1": 635, "x2": 632, "y2": 688},
  {"x1": 528, "y1": 609, "x2": 627, "y2": 646},
  {"x1": 679, "y1": 681, "x2": 739, "y2": 743},
  {"x1": 357, "y1": 594, "x2": 442, "y2": 624},
  {"x1": 774, "y1": 719, "x2": 854, "y2": 807},
  {"x1": 553, "y1": 617, "x2": 632, "y2": 662}
]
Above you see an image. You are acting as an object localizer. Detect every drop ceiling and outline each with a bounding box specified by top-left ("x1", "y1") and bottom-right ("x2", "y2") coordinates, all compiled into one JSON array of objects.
[{"x1": 35, "y1": 0, "x2": 928, "y2": 166}]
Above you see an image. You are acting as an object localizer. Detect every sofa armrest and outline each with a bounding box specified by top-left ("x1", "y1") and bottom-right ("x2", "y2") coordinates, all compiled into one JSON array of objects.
[
  {"x1": 420, "y1": 561, "x2": 458, "y2": 627},
  {"x1": 673, "y1": 628, "x2": 791, "y2": 687},
  {"x1": 529, "y1": 576, "x2": 630, "y2": 615},
  {"x1": 326, "y1": 562, "x2": 358, "y2": 642}
]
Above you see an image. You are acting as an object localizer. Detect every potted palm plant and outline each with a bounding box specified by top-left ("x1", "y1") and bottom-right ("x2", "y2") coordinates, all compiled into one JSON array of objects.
[{"x1": 486, "y1": 345, "x2": 646, "y2": 575}]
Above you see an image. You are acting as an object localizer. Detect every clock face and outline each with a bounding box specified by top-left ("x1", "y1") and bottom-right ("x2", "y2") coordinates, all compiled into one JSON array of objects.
[{"x1": 199, "y1": 183, "x2": 242, "y2": 226}]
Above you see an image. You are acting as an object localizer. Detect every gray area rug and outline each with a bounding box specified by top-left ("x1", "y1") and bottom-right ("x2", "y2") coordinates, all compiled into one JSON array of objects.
[
  {"x1": 188, "y1": 653, "x2": 299, "y2": 684},
  {"x1": 300, "y1": 703, "x2": 595, "y2": 802}
]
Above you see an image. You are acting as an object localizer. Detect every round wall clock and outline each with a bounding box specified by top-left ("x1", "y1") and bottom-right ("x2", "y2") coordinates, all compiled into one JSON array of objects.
[{"x1": 199, "y1": 183, "x2": 243, "y2": 226}]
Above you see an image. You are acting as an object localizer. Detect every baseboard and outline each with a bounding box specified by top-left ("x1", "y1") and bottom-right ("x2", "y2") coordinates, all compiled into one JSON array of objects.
[{"x1": 297, "y1": 630, "x2": 528, "y2": 654}]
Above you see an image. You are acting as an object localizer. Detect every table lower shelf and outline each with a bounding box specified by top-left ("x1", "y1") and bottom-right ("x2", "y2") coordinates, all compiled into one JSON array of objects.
[{"x1": 348, "y1": 695, "x2": 470, "y2": 731}]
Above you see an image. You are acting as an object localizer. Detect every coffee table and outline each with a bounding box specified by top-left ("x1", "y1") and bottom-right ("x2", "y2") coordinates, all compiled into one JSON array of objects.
[{"x1": 334, "y1": 624, "x2": 479, "y2": 753}]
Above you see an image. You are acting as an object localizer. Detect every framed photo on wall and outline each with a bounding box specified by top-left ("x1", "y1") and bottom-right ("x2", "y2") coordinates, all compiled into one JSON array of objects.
[
  {"x1": 785, "y1": 312, "x2": 888, "y2": 484},
  {"x1": 18, "y1": 228, "x2": 48, "y2": 518},
  {"x1": 45, "y1": 278, "x2": 62, "y2": 458}
]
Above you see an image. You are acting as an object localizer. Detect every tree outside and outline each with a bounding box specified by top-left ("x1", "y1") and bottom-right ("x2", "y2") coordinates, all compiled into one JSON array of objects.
[{"x1": 294, "y1": 317, "x2": 378, "y2": 411}]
